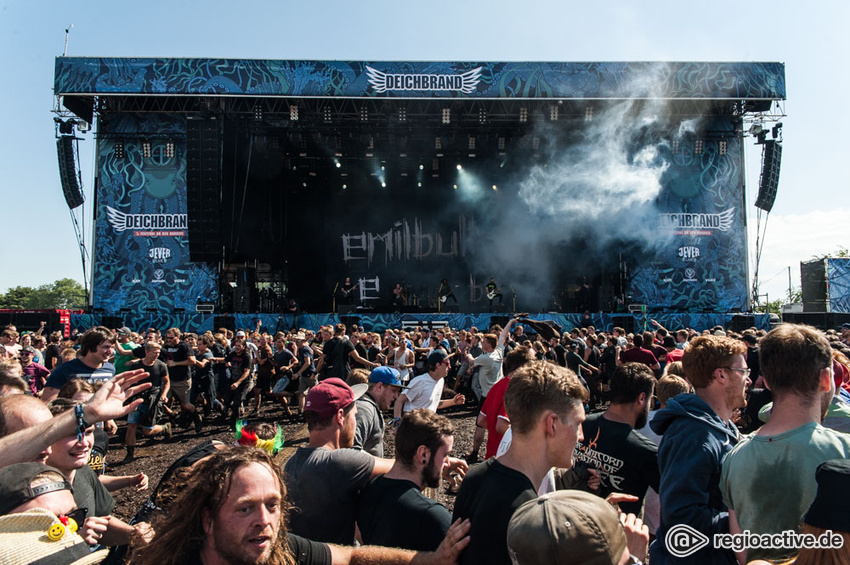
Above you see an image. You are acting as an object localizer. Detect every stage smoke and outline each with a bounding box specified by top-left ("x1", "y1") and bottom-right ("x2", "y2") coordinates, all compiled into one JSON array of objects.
[{"x1": 467, "y1": 91, "x2": 694, "y2": 309}]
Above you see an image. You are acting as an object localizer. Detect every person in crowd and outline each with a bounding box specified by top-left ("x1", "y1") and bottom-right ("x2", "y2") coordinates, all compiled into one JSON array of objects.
[
  {"x1": 649, "y1": 334, "x2": 748, "y2": 564},
  {"x1": 452, "y1": 360, "x2": 588, "y2": 565},
  {"x1": 17, "y1": 346, "x2": 49, "y2": 396},
  {"x1": 122, "y1": 341, "x2": 172, "y2": 463},
  {"x1": 353, "y1": 366, "x2": 406, "y2": 457},
  {"x1": 463, "y1": 319, "x2": 515, "y2": 463},
  {"x1": 720, "y1": 324, "x2": 850, "y2": 563},
  {"x1": 507, "y1": 490, "x2": 650, "y2": 565},
  {"x1": 357, "y1": 409, "x2": 456, "y2": 551},
  {"x1": 41, "y1": 327, "x2": 117, "y2": 402},
  {"x1": 393, "y1": 350, "x2": 465, "y2": 422},
  {"x1": 132, "y1": 447, "x2": 471, "y2": 565},
  {"x1": 570, "y1": 362, "x2": 659, "y2": 516},
  {"x1": 0, "y1": 359, "x2": 27, "y2": 395},
  {"x1": 619, "y1": 334, "x2": 661, "y2": 372}
]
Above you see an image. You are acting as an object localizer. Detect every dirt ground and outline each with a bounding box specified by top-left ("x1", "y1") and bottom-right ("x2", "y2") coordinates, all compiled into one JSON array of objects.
[{"x1": 109, "y1": 400, "x2": 481, "y2": 520}]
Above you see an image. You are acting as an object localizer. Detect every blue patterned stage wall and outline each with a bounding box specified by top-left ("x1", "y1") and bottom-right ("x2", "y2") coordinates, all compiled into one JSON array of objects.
[
  {"x1": 72, "y1": 312, "x2": 770, "y2": 334},
  {"x1": 828, "y1": 258, "x2": 850, "y2": 313},
  {"x1": 92, "y1": 113, "x2": 217, "y2": 314},
  {"x1": 628, "y1": 116, "x2": 747, "y2": 311},
  {"x1": 56, "y1": 59, "x2": 786, "y2": 100}
]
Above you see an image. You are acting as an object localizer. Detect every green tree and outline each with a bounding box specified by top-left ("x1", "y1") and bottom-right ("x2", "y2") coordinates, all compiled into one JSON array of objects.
[{"x1": 0, "y1": 279, "x2": 86, "y2": 309}]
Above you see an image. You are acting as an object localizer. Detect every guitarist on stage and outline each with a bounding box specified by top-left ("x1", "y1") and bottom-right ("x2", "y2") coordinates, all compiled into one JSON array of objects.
[
  {"x1": 485, "y1": 277, "x2": 503, "y2": 307},
  {"x1": 439, "y1": 278, "x2": 459, "y2": 305},
  {"x1": 339, "y1": 276, "x2": 358, "y2": 305}
]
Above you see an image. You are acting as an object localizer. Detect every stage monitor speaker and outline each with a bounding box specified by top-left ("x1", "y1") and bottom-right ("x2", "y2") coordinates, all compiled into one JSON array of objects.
[
  {"x1": 490, "y1": 315, "x2": 510, "y2": 329},
  {"x1": 101, "y1": 316, "x2": 123, "y2": 329},
  {"x1": 801, "y1": 259, "x2": 828, "y2": 312},
  {"x1": 213, "y1": 316, "x2": 236, "y2": 331},
  {"x1": 57, "y1": 136, "x2": 84, "y2": 209},
  {"x1": 339, "y1": 316, "x2": 361, "y2": 333},
  {"x1": 338, "y1": 304, "x2": 356, "y2": 315},
  {"x1": 755, "y1": 140, "x2": 782, "y2": 213},
  {"x1": 611, "y1": 315, "x2": 634, "y2": 334},
  {"x1": 186, "y1": 118, "x2": 222, "y2": 263},
  {"x1": 442, "y1": 305, "x2": 460, "y2": 313},
  {"x1": 729, "y1": 314, "x2": 756, "y2": 332}
]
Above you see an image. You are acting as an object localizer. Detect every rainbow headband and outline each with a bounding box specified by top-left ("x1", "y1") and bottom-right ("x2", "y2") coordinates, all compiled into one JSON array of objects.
[{"x1": 234, "y1": 420, "x2": 285, "y2": 455}]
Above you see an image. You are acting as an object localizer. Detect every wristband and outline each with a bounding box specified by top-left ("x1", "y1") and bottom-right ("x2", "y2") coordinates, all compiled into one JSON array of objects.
[
  {"x1": 389, "y1": 417, "x2": 401, "y2": 428},
  {"x1": 74, "y1": 404, "x2": 90, "y2": 442}
]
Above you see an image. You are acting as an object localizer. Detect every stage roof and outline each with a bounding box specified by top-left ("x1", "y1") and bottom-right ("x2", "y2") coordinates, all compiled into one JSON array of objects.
[{"x1": 55, "y1": 58, "x2": 785, "y2": 100}]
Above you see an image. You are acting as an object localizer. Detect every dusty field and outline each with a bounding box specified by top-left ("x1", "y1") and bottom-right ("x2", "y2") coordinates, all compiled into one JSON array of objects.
[{"x1": 109, "y1": 400, "x2": 481, "y2": 519}]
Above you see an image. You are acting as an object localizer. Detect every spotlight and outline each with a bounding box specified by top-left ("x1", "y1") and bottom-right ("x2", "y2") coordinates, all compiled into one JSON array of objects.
[
  {"x1": 323, "y1": 107, "x2": 332, "y2": 123},
  {"x1": 468, "y1": 136, "x2": 476, "y2": 150},
  {"x1": 114, "y1": 141, "x2": 124, "y2": 159},
  {"x1": 165, "y1": 142, "x2": 175, "y2": 158},
  {"x1": 492, "y1": 185, "x2": 498, "y2": 191},
  {"x1": 335, "y1": 161, "x2": 342, "y2": 168},
  {"x1": 478, "y1": 108, "x2": 487, "y2": 124},
  {"x1": 498, "y1": 136, "x2": 506, "y2": 151},
  {"x1": 519, "y1": 107, "x2": 528, "y2": 123},
  {"x1": 585, "y1": 106, "x2": 594, "y2": 121},
  {"x1": 417, "y1": 182, "x2": 422, "y2": 187},
  {"x1": 142, "y1": 142, "x2": 151, "y2": 158},
  {"x1": 253, "y1": 105, "x2": 263, "y2": 120},
  {"x1": 672, "y1": 139, "x2": 680, "y2": 153},
  {"x1": 456, "y1": 164, "x2": 462, "y2": 170},
  {"x1": 719, "y1": 140, "x2": 727, "y2": 155},
  {"x1": 694, "y1": 139, "x2": 704, "y2": 155},
  {"x1": 550, "y1": 105, "x2": 559, "y2": 121},
  {"x1": 360, "y1": 106, "x2": 368, "y2": 122},
  {"x1": 289, "y1": 105, "x2": 299, "y2": 121},
  {"x1": 381, "y1": 182, "x2": 386, "y2": 188},
  {"x1": 342, "y1": 184, "x2": 347, "y2": 190},
  {"x1": 381, "y1": 165, "x2": 385, "y2": 171},
  {"x1": 435, "y1": 136, "x2": 442, "y2": 150},
  {"x1": 419, "y1": 164, "x2": 424, "y2": 170},
  {"x1": 453, "y1": 185, "x2": 458, "y2": 189},
  {"x1": 442, "y1": 108, "x2": 451, "y2": 124},
  {"x1": 399, "y1": 107, "x2": 407, "y2": 122}
]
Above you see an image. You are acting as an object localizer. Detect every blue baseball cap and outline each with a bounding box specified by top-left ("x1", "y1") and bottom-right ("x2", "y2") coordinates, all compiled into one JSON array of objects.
[{"x1": 369, "y1": 366, "x2": 407, "y2": 388}]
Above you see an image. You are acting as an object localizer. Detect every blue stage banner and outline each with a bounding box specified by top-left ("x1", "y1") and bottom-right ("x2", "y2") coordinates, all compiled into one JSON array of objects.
[
  {"x1": 828, "y1": 258, "x2": 850, "y2": 313},
  {"x1": 71, "y1": 312, "x2": 770, "y2": 335},
  {"x1": 628, "y1": 116, "x2": 748, "y2": 312},
  {"x1": 92, "y1": 113, "x2": 217, "y2": 314},
  {"x1": 56, "y1": 58, "x2": 786, "y2": 100}
]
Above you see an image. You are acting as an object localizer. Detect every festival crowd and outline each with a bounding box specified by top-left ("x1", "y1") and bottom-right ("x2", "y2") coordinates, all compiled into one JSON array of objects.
[{"x1": 0, "y1": 317, "x2": 850, "y2": 565}]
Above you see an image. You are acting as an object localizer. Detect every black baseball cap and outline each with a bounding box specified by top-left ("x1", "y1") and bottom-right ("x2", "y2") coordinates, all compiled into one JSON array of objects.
[{"x1": 0, "y1": 463, "x2": 73, "y2": 516}]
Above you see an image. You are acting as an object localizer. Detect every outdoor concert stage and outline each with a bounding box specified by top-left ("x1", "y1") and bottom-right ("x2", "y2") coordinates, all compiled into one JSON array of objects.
[{"x1": 53, "y1": 58, "x2": 785, "y2": 333}]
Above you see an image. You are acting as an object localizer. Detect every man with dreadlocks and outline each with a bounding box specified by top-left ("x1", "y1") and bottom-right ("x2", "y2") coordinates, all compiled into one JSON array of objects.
[
  {"x1": 235, "y1": 420, "x2": 285, "y2": 455},
  {"x1": 132, "y1": 446, "x2": 470, "y2": 565}
]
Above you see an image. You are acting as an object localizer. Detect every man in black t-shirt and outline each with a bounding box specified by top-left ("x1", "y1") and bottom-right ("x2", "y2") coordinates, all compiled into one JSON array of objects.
[
  {"x1": 224, "y1": 339, "x2": 254, "y2": 426},
  {"x1": 123, "y1": 341, "x2": 171, "y2": 463},
  {"x1": 569, "y1": 362, "x2": 659, "y2": 515},
  {"x1": 161, "y1": 328, "x2": 196, "y2": 418},
  {"x1": 43, "y1": 331, "x2": 63, "y2": 370},
  {"x1": 358, "y1": 409, "x2": 454, "y2": 551},
  {"x1": 452, "y1": 361, "x2": 588, "y2": 565},
  {"x1": 319, "y1": 323, "x2": 376, "y2": 381}
]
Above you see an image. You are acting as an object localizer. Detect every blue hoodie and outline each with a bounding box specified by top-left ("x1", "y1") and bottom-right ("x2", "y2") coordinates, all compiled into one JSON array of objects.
[{"x1": 648, "y1": 393, "x2": 739, "y2": 565}]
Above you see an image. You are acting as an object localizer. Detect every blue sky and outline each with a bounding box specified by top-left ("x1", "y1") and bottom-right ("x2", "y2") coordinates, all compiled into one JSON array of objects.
[{"x1": 1, "y1": 0, "x2": 846, "y2": 305}]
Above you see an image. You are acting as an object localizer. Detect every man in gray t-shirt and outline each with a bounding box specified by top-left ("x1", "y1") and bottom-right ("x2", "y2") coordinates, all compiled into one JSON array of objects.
[
  {"x1": 284, "y1": 378, "x2": 393, "y2": 544},
  {"x1": 354, "y1": 367, "x2": 407, "y2": 457}
]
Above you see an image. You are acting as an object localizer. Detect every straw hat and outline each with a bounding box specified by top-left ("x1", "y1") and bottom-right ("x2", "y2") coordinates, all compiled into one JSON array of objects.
[{"x1": 0, "y1": 508, "x2": 107, "y2": 564}]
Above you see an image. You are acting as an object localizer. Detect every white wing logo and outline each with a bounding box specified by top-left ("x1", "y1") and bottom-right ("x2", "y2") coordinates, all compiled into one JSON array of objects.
[
  {"x1": 106, "y1": 206, "x2": 128, "y2": 232},
  {"x1": 459, "y1": 67, "x2": 483, "y2": 94},
  {"x1": 365, "y1": 66, "x2": 388, "y2": 93},
  {"x1": 717, "y1": 208, "x2": 735, "y2": 232}
]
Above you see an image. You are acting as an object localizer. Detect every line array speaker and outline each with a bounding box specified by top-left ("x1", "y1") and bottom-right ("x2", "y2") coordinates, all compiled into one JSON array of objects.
[
  {"x1": 187, "y1": 118, "x2": 223, "y2": 262},
  {"x1": 57, "y1": 136, "x2": 84, "y2": 209}
]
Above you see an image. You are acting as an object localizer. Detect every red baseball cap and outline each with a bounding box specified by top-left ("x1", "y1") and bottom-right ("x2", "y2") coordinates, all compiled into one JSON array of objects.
[{"x1": 304, "y1": 378, "x2": 368, "y2": 420}]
